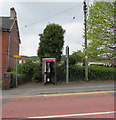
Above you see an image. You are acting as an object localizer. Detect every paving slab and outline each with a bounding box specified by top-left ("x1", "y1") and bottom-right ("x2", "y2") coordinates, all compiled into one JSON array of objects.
[{"x1": 2, "y1": 80, "x2": 115, "y2": 98}]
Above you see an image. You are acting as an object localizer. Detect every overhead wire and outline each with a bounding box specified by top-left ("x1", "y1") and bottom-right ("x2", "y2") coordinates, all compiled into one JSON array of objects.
[{"x1": 21, "y1": 3, "x2": 83, "y2": 29}]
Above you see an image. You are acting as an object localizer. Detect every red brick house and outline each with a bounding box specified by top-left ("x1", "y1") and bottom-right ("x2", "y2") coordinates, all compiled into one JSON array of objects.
[{"x1": 0, "y1": 8, "x2": 21, "y2": 88}]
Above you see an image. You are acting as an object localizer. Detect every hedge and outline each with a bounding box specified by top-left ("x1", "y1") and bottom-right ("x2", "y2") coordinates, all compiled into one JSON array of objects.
[
  {"x1": 56, "y1": 63, "x2": 66, "y2": 82},
  {"x1": 88, "y1": 65, "x2": 115, "y2": 80},
  {"x1": 12, "y1": 61, "x2": 115, "y2": 86},
  {"x1": 56, "y1": 64, "x2": 115, "y2": 82},
  {"x1": 32, "y1": 62, "x2": 42, "y2": 83},
  {"x1": 69, "y1": 65, "x2": 85, "y2": 81}
]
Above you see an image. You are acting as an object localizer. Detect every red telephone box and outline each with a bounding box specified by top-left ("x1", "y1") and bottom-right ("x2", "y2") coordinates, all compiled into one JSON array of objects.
[{"x1": 42, "y1": 58, "x2": 56, "y2": 84}]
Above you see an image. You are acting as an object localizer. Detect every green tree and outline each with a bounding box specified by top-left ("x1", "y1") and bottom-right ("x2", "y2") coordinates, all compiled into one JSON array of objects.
[
  {"x1": 87, "y1": 1, "x2": 115, "y2": 60},
  {"x1": 37, "y1": 23, "x2": 65, "y2": 62},
  {"x1": 69, "y1": 50, "x2": 85, "y2": 65}
]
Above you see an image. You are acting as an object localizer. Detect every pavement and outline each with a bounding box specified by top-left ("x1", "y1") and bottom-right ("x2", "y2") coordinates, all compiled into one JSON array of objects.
[{"x1": 2, "y1": 80, "x2": 115, "y2": 98}]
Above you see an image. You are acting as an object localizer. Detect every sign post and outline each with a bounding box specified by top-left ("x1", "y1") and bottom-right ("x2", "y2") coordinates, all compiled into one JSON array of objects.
[
  {"x1": 66, "y1": 46, "x2": 69, "y2": 84},
  {"x1": 83, "y1": 0, "x2": 88, "y2": 81},
  {"x1": 13, "y1": 55, "x2": 21, "y2": 87}
]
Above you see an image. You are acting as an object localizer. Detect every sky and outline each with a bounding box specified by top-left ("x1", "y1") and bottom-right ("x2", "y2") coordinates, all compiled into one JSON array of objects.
[{"x1": 1, "y1": 0, "x2": 92, "y2": 56}]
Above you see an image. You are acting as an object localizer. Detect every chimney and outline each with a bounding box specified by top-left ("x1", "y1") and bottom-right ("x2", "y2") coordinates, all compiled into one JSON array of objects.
[{"x1": 10, "y1": 7, "x2": 17, "y2": 20}]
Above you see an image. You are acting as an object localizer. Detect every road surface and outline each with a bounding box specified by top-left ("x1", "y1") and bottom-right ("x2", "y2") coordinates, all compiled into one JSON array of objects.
[{"x1": 2, "y1": 90, "x2": 115, "y2": 119}]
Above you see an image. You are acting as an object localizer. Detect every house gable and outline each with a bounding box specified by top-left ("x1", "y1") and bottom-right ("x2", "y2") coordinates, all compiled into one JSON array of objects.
[{"x1": 0, "y1": 17, "x2": 21, "y2": 43}]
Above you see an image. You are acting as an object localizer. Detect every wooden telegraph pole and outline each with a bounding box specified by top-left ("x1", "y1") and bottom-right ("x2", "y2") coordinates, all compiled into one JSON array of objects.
[{"x1": 83, "y1": 0, "x2": 88, "y2": 81}]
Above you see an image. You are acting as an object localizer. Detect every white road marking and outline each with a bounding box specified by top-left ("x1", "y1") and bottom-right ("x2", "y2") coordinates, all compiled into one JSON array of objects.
[{"x1": 27, "y1": 111, "x2": 115, "y2": 118}]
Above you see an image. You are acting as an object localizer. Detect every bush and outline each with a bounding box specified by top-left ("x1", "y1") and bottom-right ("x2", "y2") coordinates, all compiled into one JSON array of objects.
[
  {"x1": 69, "y1": 65, "x2": 85, "y2": 81},
  {"x1": 18, "y1": 60, "x2": 36, "y2": 83},
  {"x1": 20, "y1": 60, "x2": 35, "y2": 74},
  {"x1": 56, "y1": 62, "x2": 66, "y2": 82},
  {"x1": 69, "y1": 55, "x2": 77, "y2": 65},
  {"x1": 39, "y1": 62, "x2": 115, "y2": 82},
  {"x1": 14, "y1": 60, "x2": 115, "y2": 85},
  {"x1": 69, "y1": 65, "x2": 115, "y2": 81},
  {"x1": 10, "y1": 71, "x2": 24, "y2": 88},
  {"x1": 32, "y1": 62, "x2": 42, "y2": 83},
  {"x1": 88, "y1": 65, "x2": 115, "y2": 80},
  {"x1": 18, "y1": 63, "x2": 24, "y2": 75}
]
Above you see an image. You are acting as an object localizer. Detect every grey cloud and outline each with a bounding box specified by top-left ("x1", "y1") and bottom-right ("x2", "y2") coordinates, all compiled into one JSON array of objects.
[
  {"x1": 1, "y1": 2, "x2": 85, "y2": 56},
  {"x1": 17, "y1": 2, "x2": 83, "y2": 27}
]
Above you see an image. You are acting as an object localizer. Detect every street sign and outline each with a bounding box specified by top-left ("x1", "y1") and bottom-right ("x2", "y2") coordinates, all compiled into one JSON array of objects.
[
  {"x1": 13, "y1": 55, "x2": 21, "y2": 58},
  {"x1": 66, "y1": 46, "x2": 69, "y2": 84},
  {"x1": 66, "y1": 46, "x2": 69, "y2": 57}
]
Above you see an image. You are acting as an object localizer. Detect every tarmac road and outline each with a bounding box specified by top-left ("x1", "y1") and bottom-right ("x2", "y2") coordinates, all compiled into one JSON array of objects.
[
  {"x1": 2, "y1": 90, "x2": 115, "y2": 119},
  {"x1": 1, "y1": 80, "x2": 115, "y2": 119}
]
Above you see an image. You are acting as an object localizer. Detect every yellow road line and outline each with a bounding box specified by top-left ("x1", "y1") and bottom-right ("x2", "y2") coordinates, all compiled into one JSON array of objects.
[{"x1": 2, "y1": 90, "x2": 115, "y2": 99}]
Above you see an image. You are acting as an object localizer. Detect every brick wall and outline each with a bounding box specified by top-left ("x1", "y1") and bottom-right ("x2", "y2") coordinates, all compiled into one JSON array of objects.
[
  {"x1": 1, "y1": 31, "x2": 9, "y2": 76},
  {"x1": 0, "y1": 31, "x2": 2, "y2": 81},
  {"x1": 9, "y1": 22, "x2": 20, "y2": 71},
  {"x1": 1, "y1": 21, "x2": 20, "y2": 86}
]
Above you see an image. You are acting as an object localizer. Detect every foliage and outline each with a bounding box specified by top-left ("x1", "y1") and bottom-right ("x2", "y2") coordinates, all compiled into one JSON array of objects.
[
  {"x1": 32, "y1": 62, "x2": 42, "y2": 83},
  {"x1": 18, "y1": 63, "x2": 23, "y2": 74},
  {"x1": 69, "y1": 55, "x2": 77, "y2": 65},
  {"x1": 10, "y1": 71, "x2": 23, "y2": 88},
  {"x1": 0, "y1": 80, "x2": 2, "y2": 88},
  {"x1": 88, "y1": 65, "x2": 115, "y2": 80},
  {"x1": 18, "y1": 59, "x2": 35, "y2": 74},
  {"x1": 69, "y1": 65, "x2": 85, "y2": 81},
  {"x1": 69, "y1": 65, "x2": 115, "y2": 81},
  {"x1": 37, "y1": 23, "x2": 65, "y2": 62},
  {"x1": 87, "y1": 1, "x2": 115, "y2": 60},
  {"x1": 56, "y1": 62, "x2": 66, "y2": 82},
  {"x1": 55, "y1": 60, "x2": 115, "y2": 82},
  {"x1": 69, "y1": 50, "x2": 85, "y2": 65},
  {"x1": 18, "y1": 60, "x2": 38, "y2": 83},
  {"x1": 14, "y1": 59, "x2": 115, "y2": 85}
]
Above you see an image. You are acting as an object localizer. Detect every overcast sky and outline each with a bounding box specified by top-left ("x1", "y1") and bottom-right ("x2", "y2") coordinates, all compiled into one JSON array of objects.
[{"x1": 0, "y1": 0, "x2": 92, "y2": 56}]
